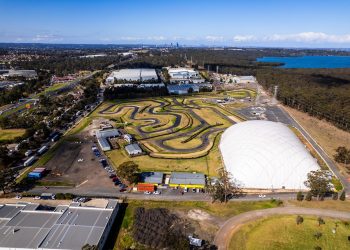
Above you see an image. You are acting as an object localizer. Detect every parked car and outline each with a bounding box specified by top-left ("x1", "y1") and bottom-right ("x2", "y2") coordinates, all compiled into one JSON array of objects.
[
  {"x1": 15, "y1": 195, "x2": 22, "y2": 199},
  {"x1": 144, "y1": 191, "x2": 152, "y2": 195},
  {"x1": 258, "y1": 194, "x2": 266, "y2": 198},
  {"x1": 34, "y1": 196, "x2": 41, "y2": 200},
  {"x1": 109, "y1": 174, "x2": 116, "y2": 179},
  {"x1": 119, "y1": 188, "x2": 127, "y2": 192},
  {"x1": 153, "y1": 191, "x2": 161, "y2": 195}
]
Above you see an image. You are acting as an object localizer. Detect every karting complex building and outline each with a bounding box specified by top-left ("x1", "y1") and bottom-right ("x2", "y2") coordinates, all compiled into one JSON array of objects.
[{"x1": 219, "y1": 120, "x2": 320, "y2": 190}]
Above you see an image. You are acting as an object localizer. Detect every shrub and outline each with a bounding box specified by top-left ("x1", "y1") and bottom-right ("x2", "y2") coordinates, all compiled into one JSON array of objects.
[
  {"x1": 314, "y1": 232, "x2": 322, "y2": 239},
  {"x1": 296, "y1": 215, "x2": 304, "y2": 225},
  {"x1": 339, "y1": 191, "x2": 346, "y2": 201},
  {"x1": 55, "y1": 193, "x2": 65, "y2": 199},
  {"x1": 332, "y1": 192, "x2": 338, "y2": 200},
  {"x1": 317, "y1": 217, "x2": 325, "y2": 226},
  {"x1": 296, "y1": 191, "x2": 304, "y2": 201},
  {"x1": 305, "y1": 192, "x2": 312, "y2": 201}
]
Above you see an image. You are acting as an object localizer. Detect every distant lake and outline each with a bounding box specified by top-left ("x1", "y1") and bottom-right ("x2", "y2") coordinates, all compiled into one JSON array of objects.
[{"x1": 256, "y1": 56, "x2": 350, "y2": 68}]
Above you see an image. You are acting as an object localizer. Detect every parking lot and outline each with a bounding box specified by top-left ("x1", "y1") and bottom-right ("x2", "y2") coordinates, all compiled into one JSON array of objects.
[{"x1": 42, "y1": 137, "x2": 116, "y2": 191}]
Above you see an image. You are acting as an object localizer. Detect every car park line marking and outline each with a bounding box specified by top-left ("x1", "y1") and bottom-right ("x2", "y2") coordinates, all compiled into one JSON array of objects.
[{"x1": 76, "y1": 180, "x2": 88, "y2": 188}]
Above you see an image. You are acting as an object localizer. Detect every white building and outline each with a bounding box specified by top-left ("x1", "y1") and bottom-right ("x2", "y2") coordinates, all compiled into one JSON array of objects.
[
  {"x1": 219, "y1": 120, "x2": 320, "y2": 190},
  {"x1": 123, "y1": 134, "x2": 133, "y2": 144},
  {"x1": 125, "y1": 143, "x2": 142, "y2": 156},
  {"x1": 106, "y1": 68, "x2": 158, "y2": 84},
  {"x1": 232, "y1": 75, "x2": 256, "y2": 84},
  {"x1": 167, "y1": 67, "x2": 205, "y2": 84}
]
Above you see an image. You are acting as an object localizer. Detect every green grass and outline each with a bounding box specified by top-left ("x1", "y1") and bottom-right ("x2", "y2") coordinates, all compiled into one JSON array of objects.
[
  {"x1": 229, "y1": 215, "x2": 350, "y2": 250},
  {"x1": 115, "y1": 200, "x2": 281, "y2": 250},
  {"x1": 39, "y1": 82, "x2": 70, "y2": 95},
  {"x1": 0, "y1": 128, "x2": 26, "y2": 141}
]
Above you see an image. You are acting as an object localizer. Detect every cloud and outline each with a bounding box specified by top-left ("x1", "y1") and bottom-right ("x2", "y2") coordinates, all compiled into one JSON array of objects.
[
  {"x1": 205, "y1": 35, "x2": 224, "y2": 42},
  {"x1": 264, "y1": 32, "x2": 350, "y2": 43},
  {"x1": 233, "y1": 35, "x2": 256, "y2": 42},
  {"x1": 32, "y1": 34, "x2": 63, "y2": 42}
]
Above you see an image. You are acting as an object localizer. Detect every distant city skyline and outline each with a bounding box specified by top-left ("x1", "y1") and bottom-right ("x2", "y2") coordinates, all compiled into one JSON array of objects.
[{"x1": 1, "y1": 0, "x2": 350, "y2": 47}]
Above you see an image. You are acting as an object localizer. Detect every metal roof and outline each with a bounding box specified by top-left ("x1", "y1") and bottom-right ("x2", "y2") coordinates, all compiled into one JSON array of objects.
[
  {"x1": 169, "y1": 172, "x2": 206, "y2": 186},
  {"x1": 0, "y1": 200, "x2": 119, "y2": 250},
  {"x1": 140, "y1": 172, "x2": 164, "y2": 184},
  {"x1": 125, "y1": 143, "x2": 142, "y2": 154}
]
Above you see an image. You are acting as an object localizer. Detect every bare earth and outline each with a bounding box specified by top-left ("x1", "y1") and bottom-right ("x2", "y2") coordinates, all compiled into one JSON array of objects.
[{"x1": 284, "y1": 106, "x2": 350, "y2": 177}]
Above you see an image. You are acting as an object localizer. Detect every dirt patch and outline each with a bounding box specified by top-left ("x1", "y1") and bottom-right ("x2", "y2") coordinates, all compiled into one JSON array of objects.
[{"x1": 188, "y1": 209, "x2": 213, "y2": 221}]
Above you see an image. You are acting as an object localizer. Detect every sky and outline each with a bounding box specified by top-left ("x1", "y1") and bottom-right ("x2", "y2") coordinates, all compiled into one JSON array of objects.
[{"x1": 1, "y1": 0, "x2": 350, "y2": 47}]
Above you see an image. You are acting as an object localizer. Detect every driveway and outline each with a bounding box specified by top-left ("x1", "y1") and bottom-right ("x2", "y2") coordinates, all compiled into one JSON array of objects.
[{"x1": 214, "y1": 206, "x2": 350, "y2": 250}]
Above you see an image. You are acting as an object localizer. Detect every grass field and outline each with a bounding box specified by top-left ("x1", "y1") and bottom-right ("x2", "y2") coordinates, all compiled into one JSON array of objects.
[
  {"x1": 0, "y1": 128, "x2": 26, "y2": 141},
  {"x1": 229, "y1": 215, "x2": 350, "y2": 250},
  {"x1": 284, "y1": 106, "x2": 350, "y2": 177},
  {"x1": 116, "y1": 200, "x2": 281, "y2": 250},
  {"x1": 290, "y1": 200, "x2": 350, "y2": 213}
]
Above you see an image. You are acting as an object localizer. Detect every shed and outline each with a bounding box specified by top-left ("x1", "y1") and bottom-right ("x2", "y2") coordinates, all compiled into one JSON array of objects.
[
  {"x1": 125, "y1": 143, "x2": 142, "y2": 156},
  {"x1": 169, "y1": 172, "x2": 206, "y2": 188},
  {"x1": 123, "y1": 134, "x2": 133, "y2": 143}
]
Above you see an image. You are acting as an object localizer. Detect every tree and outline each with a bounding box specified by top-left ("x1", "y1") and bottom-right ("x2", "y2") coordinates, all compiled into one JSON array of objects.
[
  {"x1": 304, "y1": 170, "x2": 332, "y2": 199},
  {"x1": 0, "y1": 165, "x2": 17, "y2": 194},
  {"x1": 334, "y1": 146, "x2": 350, "y2": 165},
  {"x1": 296, "y1": 191, "x2": 304, "y2": 201},
  {"x1": 339, "y1": 191, "x2": 346, "y2": 201},
  {"x1": 305, "y1": 192, "x2": 313, "y2": 201},
  {"x1": 332, "y1": 192, "x2": 338, "y2": 200},
  {"x1": 116, "y1": 161, "x2": 140, "y2": 184},
  {"x1": 296, "y1": 215, "x2": 304, "y2": 225},
  {"x1": 207, "y1": 168, "x2": 243, "y2": 203}
]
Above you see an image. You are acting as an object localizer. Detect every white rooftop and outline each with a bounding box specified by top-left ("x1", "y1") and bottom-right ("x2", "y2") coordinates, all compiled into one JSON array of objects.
[
  {"x1": 108, "y1": 68, "x2": 157, "y2": 82},
  {"x1": 219, "y1": 120, "x2": 320, "y2": 189}
]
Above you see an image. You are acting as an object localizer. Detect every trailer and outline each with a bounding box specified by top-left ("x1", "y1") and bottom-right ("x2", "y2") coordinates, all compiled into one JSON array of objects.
[
  {"x1": 37, "y1": 145, "x2": 48, "y2": 155},
  {"x1": 51, "y1": 133, "x2": 61, "y2": 142},
  {"x1": 23, "y1": 156, "x2": 36, "y2": 167}
]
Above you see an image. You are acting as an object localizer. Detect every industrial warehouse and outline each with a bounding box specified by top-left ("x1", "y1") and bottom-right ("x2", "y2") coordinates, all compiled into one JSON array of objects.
[
  {"x1": 105, "y1": 68, "x2": 158, "y2": 84},
  {"x1": 0, "y1": 200, "x2": 120, "y2": 250}
]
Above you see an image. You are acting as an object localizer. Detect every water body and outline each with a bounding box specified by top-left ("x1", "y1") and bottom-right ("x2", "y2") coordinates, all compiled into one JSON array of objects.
[{"x1": 256, "y1": 56, "x2": 350, "y2": 68}]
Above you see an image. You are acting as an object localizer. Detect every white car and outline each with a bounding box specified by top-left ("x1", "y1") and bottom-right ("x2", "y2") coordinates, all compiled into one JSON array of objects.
[
  {"x1": 77, "y1": 158, "x2": 84, "y2": 162},
  {"x1": 144, "y1": 191, "x2": 152, "y2": 195},
  {"x1": 15, "y1": 195, "x2": 22, "y2": 199},
  {"x1": 258, "y1": 194, "x2": 266, "y2": 198},
  {"x1": 153, "y1": 191, "x2": 161, "y2": 195},
  {"x1": 34, "y1": 196, "x2": 41, "y2": 200}
]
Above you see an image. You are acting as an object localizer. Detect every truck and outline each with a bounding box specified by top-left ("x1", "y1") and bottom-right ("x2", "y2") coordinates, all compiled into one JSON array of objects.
[
  {"x1": 40, "y1": 193, "x2": 55, "y2": 200},
  {"x1": 37, "y1": 145, "x2": 48, "y2": 156}
]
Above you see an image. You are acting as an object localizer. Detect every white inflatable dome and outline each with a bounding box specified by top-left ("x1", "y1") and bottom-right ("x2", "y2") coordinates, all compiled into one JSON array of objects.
[{"x1": 219, "y1": 120, "x2": 319, "y2": 189}]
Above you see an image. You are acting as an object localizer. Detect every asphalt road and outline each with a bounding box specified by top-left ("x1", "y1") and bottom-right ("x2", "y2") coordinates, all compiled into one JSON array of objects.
[{"x1": 214, "y1": 206, "x2": 350, "y2": 250}]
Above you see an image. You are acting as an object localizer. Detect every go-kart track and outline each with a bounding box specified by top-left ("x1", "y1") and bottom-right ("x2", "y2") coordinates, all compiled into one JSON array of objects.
[{"x1": 98, "y1": 97, "x2": 237, "y2": 158}]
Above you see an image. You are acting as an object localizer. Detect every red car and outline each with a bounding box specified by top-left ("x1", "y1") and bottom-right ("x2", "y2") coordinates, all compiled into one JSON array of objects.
[{"x1": 119, "y1": 188, "x2": 127, "y2": 192}]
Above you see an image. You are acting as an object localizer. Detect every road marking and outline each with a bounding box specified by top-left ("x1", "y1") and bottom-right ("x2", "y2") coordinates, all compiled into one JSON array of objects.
[{"x1": 76, "y1": 180, "x2": 88, "y2": 188}]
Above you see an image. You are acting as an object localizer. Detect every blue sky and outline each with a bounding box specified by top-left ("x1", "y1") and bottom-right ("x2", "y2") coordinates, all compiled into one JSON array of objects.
[{"x1": 1, "y1": 0, "x2": 350, "y2": 47}]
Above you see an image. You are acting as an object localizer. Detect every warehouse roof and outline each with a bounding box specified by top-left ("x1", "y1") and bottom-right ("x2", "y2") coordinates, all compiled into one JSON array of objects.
[
  {"x1": 140, "y1": 172, "x2": 164, "y2": 184},
  {"x1": 95, "y1": 128, "x2": 120, "y2": 138},
  {"x1": 169, "y1": 172, "x2": 205, "y2": 186},
  {"x1": 109, "y1": 68, "x2": 158, "y2": 82},
  {"x1": 0, "y1": 200, "x2": 119, "y2": 250}
]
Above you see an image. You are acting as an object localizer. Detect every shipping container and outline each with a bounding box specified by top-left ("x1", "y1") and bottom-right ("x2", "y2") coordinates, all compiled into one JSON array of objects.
[
  {"x1": 28, "y1": 172, "x2": 42, "y2": 179},
  {"x1": 137, "y1": 183, "x2": 155, "y2": 192}
]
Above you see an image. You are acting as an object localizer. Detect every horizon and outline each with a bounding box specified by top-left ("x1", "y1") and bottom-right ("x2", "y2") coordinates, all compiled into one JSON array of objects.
[{"x1": 1, "y1": 0, "x2": 350, "y2": 48}]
